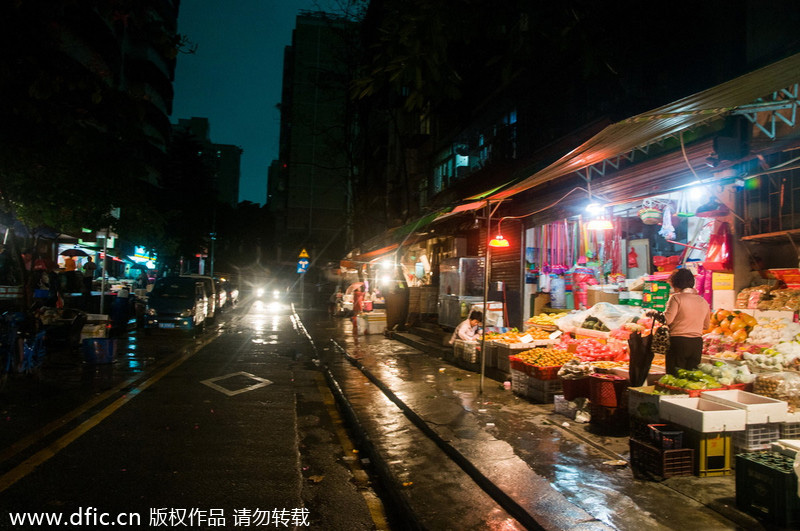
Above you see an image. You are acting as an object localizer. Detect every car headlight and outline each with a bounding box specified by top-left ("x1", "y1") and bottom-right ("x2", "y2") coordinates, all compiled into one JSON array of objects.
[
  {"x1": 273, "y1": 290, "x2": 280, "y2": 299},
  {"x1": 256, "y1": 288, "x2": 265, "y2": 297}
]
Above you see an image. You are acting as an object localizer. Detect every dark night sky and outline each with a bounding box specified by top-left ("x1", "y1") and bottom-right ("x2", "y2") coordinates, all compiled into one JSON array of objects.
[{"x1": 171, "y1": 0, "x2": 321, "y2": 206}]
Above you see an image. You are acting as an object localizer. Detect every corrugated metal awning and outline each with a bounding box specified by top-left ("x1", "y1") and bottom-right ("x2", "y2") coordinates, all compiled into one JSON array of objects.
[{"x1": 489, "y1": 52, "x2": 800, "y2": 200}]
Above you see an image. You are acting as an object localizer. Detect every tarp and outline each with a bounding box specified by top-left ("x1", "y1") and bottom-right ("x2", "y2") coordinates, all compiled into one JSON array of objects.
[{"x1": 488, "y1": 52, "x2": 800, "y2": 201}]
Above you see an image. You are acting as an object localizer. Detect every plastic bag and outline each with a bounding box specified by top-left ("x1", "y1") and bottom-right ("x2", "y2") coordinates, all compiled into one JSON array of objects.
[
  {"x1": 704, "y1": 221, "x2": 732, "y2": 270},
  {"x1": 753, "y1": 371, "x2": 800, "y2": 411}
]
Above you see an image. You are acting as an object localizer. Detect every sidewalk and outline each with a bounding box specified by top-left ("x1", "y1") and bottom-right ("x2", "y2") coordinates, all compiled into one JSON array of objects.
[{"x1": 309, "y1": 314, "x2": 772, "y2": 530}]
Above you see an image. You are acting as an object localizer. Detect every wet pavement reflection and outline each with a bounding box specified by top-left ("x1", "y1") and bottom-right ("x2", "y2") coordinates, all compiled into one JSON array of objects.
[{"x1": 311, "y1": 314, "x2": 764, "y2": 530}]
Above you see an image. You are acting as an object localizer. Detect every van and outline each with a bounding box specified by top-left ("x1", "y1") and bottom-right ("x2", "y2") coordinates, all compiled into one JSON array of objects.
[
  {"x1": 181, "y1": 274, "x2": 217, "y2": 321},
  {"x1": 144, "y1": 276, "x2": 207, "y2": 334}
]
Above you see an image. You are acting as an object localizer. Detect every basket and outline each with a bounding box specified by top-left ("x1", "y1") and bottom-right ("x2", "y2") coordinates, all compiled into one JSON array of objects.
[
  {"x1": 648, "y1": 424, "x2": 684, "y2": 449},
  {"x1": 732, "y1": 423, "x2": 781, "y2": 452},
  {"x1": 639, "y1": 207, "x2": 662, "y2": 225},
  {"x1": 589, "y1": 373, "x2": 629, "y2": 408},
  {"x1": 561, "y1": 377, "x2": 591, "y2": 400},
  {"x1": 630, "y1": 438, "x2": 694, "y2": 479},
  {"x1": 530, "y1": 365, "x2": 560, "y2": 381}
]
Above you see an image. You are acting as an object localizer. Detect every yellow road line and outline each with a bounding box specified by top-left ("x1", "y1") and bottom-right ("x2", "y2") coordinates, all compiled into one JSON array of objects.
[
  {"x1": 0, "y1": 334, "x2": 216, "y2": 493},
  {"x1": 315, "y1": 374, "x2": 391, "y2": 531}
]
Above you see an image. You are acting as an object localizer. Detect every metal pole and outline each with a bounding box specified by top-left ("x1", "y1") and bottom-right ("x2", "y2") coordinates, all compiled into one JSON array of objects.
[
  {"x1": 100, "y1": 228, "x2": 108, "y2": 314},
  {"x1": 480, "y1": 201, "x2": 491, "y2": 395}
]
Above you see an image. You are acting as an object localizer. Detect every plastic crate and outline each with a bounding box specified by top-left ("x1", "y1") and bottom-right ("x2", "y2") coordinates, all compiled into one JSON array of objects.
[
  {"x1": 648, "y1": 424, "x2": 684, "y2": 449},
  {"x1": 683, "y1": 428, "x2": 733, "y2": 476},
  {"x1": 630, "y1": 438, "x2": 695, "y2": 479},
  {"x1": 526, "y1": 376, "x2": 563, "y2": 403},
  {"x1": 589, "y1": 373, "x2": 629, "y2": 408},
  {"x1": 736, "y1": 452, "x2": 800, "y2": 528},
  {"x1": 561, "y1": 377, "x2": 591, "y2": 401},
  {"x1": 732, "y1": 423, "x2": 781, "y2": 452},
  {"x1": 589, "y1": 404, "x2": 629, "y2": 436},
  {"x1": 781, "y1": 422, "x2": 800, "y2": 439},
  {"x1": 530, "y1": 365, "x2": 560, "y2": 381}
]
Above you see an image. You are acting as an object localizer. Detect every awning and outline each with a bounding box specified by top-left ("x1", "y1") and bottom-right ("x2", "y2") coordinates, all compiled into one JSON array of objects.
[{"x1": 489, "y1": 52, "x2": 800, "y2": 200}]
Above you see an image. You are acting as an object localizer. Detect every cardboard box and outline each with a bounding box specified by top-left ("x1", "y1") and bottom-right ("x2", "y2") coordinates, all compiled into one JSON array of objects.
[
  {"x1": 586, "y1": 289, "x2": 619, "y2": 307},
  {"x1": 711, "y1": 272, "x2": 735, "y2": 290},
  {"x1": 659, "y1": 396, "x2": 747, "y2": 433},
  {"x1": 701, "y1": 390, "x2": 788, "y2": 424}
]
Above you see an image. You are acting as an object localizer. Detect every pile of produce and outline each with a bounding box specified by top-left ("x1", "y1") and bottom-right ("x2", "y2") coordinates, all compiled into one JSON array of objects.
[
  {"x1": 558, "y1": 337, "x2": 613, "y2": 361},
  {"x1": 704, "y1": 309, "x2": 758, "y2": 343},
  {"x1": 485, "y1": 328, "x2": 551, "y2": 342},
  {"x1": 753, "y1": 372, "x2": 800, "y2": 410},
  {"x1": 742, "y1": 341, "x2": 800, "y2": 372},
  {"x1": 513, "y1": 347, "x2": 573, "y2": 367},
  {"x1": 658, "y1": 368, "x2": 725, "y2": 391},
  {"x1": 525, "y1": 313, "x2": 560, "y2": 329},
  {"x1": 696, "y1": 361, "x2": 754, "y2": 385},
  {"x1": 580, "y1": 316, "x2": 610, "y2": 331},
  {"x1": 591, "y1": 360, "x2": 628, "y2": 370},
  {"x1": 746, "y1": 317, "x2": 800, "y2": 344},
  {"x1": 702, "y1": 336, "x2": 762, "y2": 359},
  {"x1": 557, "y1": 358, "x2": 594, "y2": 379}
]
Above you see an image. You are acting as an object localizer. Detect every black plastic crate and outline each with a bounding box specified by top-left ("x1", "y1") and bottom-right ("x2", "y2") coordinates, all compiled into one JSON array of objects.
[
  {"x1": 630, "y1": 438, "x2": 694, "y2": 479},
  {"x1": 736, "y1": 452, "x2": 800, "y2": 528},
  {"x1": 648, "y1": 423, "x2": 683, "y2": 449}
]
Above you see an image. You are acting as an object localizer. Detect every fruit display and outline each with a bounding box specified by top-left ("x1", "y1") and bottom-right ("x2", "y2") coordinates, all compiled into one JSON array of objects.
[
  {"x1": 742, "y1": 341, "x2": 800, "y2": 371},
  {"x1": 696, "y1": 361, "x2": 754, "y2": 385},
  {"x1": 753, "y1": 371, "x2": 800, "y2": 411},
  {"x1": 746, "y1": 317, "x2": 800, "y2": 344},
  {"x1": 557, "y1": 358, "x2": 594, "y2": 379},
  {"x1": 525, "y1": 313, "x2": 561, "y2": 328},
  {"x1": 704, "y1": 309, "x2": 758, "y2": 343},
  {"x1": 580, "y1": 316, "x2": 610, "y2": 331},
  {"x1": 513, "y1": 347, "x2": 573, "y2": 367},
  {"x1": 558, "y1": 337, "x2": 613, "y2": 361},
  {"x1": 658, "y1": 368, "x2": 725, "y2": 391},
  {"x1": 591, "y1": 360, "x2": 628, "y2": 370},
  {"x1": 485, "y1": 328, "x2": 551, "y2": 342}
]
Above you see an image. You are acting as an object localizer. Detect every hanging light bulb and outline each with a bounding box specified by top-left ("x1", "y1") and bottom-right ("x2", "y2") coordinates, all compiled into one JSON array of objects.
[
  {"x1": 489, "y1": 234, "x2": 510, "y2": 247},
  {"x1": 489, "y1": 218, "x2": 510, "y2": 247}
]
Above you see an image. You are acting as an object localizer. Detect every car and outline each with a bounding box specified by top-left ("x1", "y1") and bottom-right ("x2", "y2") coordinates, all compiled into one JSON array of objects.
[
  {"x1": 181, "y1": 274, "x2": 217, "y2": 321},
  {"x1": 214, "y1": 278, "x2": 227, "y2": 311},
  {"x1": 143, "y1": 276, "x2": 207, "y2": 335},
  {"x1": 222, "y1": 279, "x2": 239, "y2": 307}
]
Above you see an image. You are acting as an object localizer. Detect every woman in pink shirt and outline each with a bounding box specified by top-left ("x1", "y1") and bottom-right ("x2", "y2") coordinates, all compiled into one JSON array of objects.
[{"x1": 663, "y1": 268, "x2": 711, "y2": 376}]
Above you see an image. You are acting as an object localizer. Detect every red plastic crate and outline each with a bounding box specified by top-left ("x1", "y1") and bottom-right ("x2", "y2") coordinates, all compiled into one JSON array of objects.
[
  {"x1": 590, "y1": 373, "x2": 629, "y2": 407},
  {"x1": 530, "y1": 365, "x2": 560, "y2": 380},
  {"x1": 561, "y1": 377, "x2": 591, "y2": 400}
]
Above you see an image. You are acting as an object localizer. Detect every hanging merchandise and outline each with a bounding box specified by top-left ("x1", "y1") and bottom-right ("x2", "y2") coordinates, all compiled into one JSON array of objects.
[
  {"x1": 638, "y1": 198, "x2": 663, "y2": 225},
  {"x1": 628, "y1": 247, "x2": 639, "y2": 269},
  {"x1": 704, "y1": 221, "x2": 732, "y2": 270},
  {"x1": 676, "y1": 191, "x2": 694, "y2": 218},
  {"x1": 658, "y1": 205, "x2": 676, "y2": 240}
]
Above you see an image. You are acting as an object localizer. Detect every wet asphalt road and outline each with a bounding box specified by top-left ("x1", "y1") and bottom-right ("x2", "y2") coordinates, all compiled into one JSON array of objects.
[
  {"x1": 0, "y1": 300, "x2": 383, "y2": 530},
  {"x1": 0, "y1": 300, "x2": 773, "y2": 531}
]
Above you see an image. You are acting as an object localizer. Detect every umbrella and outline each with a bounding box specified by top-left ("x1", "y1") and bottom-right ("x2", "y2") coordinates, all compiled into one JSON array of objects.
[
  {"x1": 345, "y1": 281, "x2": 364, "y2": 295},
  {"x1": 60, "y1": 248, "x2": 89, "y2": 257}
]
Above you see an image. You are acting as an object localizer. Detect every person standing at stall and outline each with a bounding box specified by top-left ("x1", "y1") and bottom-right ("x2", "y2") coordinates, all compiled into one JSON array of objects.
[{"x1": 663, "y1": 268, "x2": 710, "y2": 376}]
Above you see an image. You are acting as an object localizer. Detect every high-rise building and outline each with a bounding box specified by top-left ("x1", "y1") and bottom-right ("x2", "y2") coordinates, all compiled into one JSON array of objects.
[
  {"x1": 173, "y1": 117, "x2": 243, "y2": 207},
  {"x1": 270, "y1": 11, "x2": 355, "y2": 262}
]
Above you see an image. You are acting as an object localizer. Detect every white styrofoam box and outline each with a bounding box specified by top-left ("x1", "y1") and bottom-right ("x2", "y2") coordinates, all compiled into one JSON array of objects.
[
  {"x1": 701, "y1": 389, "x2": 788, "y2": 424},
  {"x1": 658, "y1": 396, "x2": 747, "y2": 433}
]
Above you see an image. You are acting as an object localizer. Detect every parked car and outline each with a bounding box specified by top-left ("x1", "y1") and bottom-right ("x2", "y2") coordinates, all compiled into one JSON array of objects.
[
  {"x1": 214, "y1": 278, "x2": 227, "y2": 311},
  {"x1": 181, "y1": 274, "x2": 217, "y2": 321},
  {"x1": 143, "y1": 276, "x2": 207, "y2": 335}
]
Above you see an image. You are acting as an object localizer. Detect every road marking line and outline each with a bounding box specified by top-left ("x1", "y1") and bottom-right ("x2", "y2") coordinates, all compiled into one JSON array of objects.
[
  {"x1": 200, "y1": 371, "x2": 272, "y2": 396},
  {"x1": 315, "y1": 373, "x2": 391, "y2": 531},
  {"x1": 0, "y1": 334, "x2": 216, "y2": 493}
]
